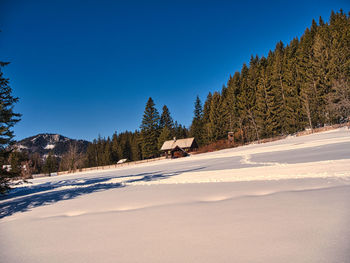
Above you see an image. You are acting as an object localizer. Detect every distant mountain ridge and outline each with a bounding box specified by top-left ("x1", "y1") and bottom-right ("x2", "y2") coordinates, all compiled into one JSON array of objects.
[{"x1": 12, "y1": 133, "x2": 90, "y2": 158}]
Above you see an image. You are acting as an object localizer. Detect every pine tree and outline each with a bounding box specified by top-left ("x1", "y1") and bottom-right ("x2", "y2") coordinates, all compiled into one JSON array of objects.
[
  {"x1": 111, "y1": 132, "x2": 119, "y2": 163},
  {"x1": 327, "y1": 11, "x2": 350, "y2": 122},
  {"x1": 311, "y1": 25, "x2": 332, "y2": 125},
  {"x1": 202, "y1": 92, "x2": 213, "y2": 144},
  {"x1": 42, "y1": 151, "x2": 58, "y2": 176},
  {"x1": 140, "y1": 97, "x2": 160, "y2": 158},
  {"x1": 103, "y1": 137, "x2": 112, "y2": 165},
  {"x1": 296, "y1": 27, "x2": 318, "y2": 129},
  {"x1": 85, "y1": 140, "x2": 96, "y2": 167},
  {"x1": 122, "y1": 138, "x2": 132, "y2": 160},
  {"x1": 329, "y1": 10, "x2": 350, "y2": 81},
  {"x1": 158, "y1": 126, "x2": 172, "y2": 150},
  {"x1": 236, "y1": 63, "x2": 259, "y2": 142},
  {"x1": 8, "y1": 151, "x2": 22, "y2": 174},
  {"x1": 190, "y1": 96, "x2": 204, "y2": 145},
  {"x1": 255, "y1": 57, "x2": 270, "y2": 137},
  {"x1": 159, "y1": 105, "x2": 174, "y2": 130},
  {"x1": 270, "y1": 41, "x2": 288, "y2": 134},
  {"x1": 208, "y1": 91, "x2": 226, "y2": 141},
  {"x1": 0, "y1": 62, "x2": 21, "y2": 194},
  {"x1": 225, "y1": 72, "x2": 241, "y2": 140},
  {"x1": 130, "y1": 131, "x2": 142, "y2": 161},
  {"x1": 246, "y1": 57, "x2": 261, "y2": 141},
  {"x1": 283, "y1": 38, "x2": 304, "y2": 133},
  {"x1": 174, "y1": 121, "x2": 188, "y2": 139},
  {"x1": 29, "y1": 152, "x2": 43, "y2": 174}
]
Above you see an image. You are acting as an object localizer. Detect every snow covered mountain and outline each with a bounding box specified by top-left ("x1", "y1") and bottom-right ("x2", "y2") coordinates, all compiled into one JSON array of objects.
[{"x1": 12, "y1": 134, "x2": 90, "y2": 158}]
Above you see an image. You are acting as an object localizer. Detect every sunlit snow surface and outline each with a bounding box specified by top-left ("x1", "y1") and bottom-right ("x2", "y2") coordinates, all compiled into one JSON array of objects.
[{"x1": 1, "y1": 128, "x2": 350, "y2": 262}]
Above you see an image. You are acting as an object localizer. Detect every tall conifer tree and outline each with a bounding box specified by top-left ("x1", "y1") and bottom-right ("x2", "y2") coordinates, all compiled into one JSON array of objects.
[
  {"x1": 140, "y1": 97, "x2": 160, "y2": 158},
  {"x1": 190, "y1": 96, "x2": 204, "y2": 146},
  {"x1": 0, "y1": 62, "x2": 21, "y2": 194},
  {"x1": 159, "y1": 105, "x2": 174, "y2": 130},
  {"x1": 202, "y1": 92, "x2": 213, "y2": 144},
  {"x1": 42, "y1": 151, "x2": 58, "y2": 176},
  {"x1": 158, "y1": 126, "x2": 172, "y2": 150}
]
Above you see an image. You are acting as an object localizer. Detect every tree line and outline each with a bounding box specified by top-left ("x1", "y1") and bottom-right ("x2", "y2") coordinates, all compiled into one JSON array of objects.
[
  {"x1": 56, "y1": 100, "x2": 189, "y2": 171},
  {"x1": 84, "y1": 101, "x2": 189, "y2": 167},
  {"x1": 4, "y1": 99, "x2": 189, "y2": 176}
]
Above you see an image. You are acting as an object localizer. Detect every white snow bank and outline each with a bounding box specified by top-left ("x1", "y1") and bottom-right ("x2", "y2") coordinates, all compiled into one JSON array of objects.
[{"x1": 129, "y1": 159, "x2": 350, "y2": 185}]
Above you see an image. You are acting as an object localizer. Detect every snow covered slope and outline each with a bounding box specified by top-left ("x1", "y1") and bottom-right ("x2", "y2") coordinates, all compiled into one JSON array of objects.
[
  {"x1": 12, "y1": 133, "x2": 89, "y2": 158},
  {"x1": 1, "y1": 128, "x2": 350, "y2": 262}
]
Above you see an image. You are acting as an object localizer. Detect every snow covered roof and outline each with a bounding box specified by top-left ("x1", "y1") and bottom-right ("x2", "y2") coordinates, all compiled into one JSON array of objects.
[
  {"x1": 161, "y1": 138, "x2": 196, "y2": 151},
  {"x1": 117, "y1": 159, "x2": 127, "y2": 164}
]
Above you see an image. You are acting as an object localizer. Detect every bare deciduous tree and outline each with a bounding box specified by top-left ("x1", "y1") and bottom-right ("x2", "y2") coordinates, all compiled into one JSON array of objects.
[{"x1": 59, "y1": 143, "x2": 84, "y2": 172}]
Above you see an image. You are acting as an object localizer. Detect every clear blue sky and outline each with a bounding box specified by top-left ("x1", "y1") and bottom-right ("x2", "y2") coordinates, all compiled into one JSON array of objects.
[{"x1": 1, "y1": 0, "x2": 349, "y2": 141}]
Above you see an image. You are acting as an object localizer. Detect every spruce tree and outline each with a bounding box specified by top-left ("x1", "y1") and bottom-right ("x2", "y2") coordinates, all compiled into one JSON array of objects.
[
  {"x1": 42, "y1": 151, "x2": 58, "y2": 176},
  {"x1": 297, "y1": 28, "x2": 317, "y2": 129},
  {"x1": 103, "y1": 137, "x2": 112, "y2": 165},
  {"x1": 202, "y1": 92, "x2": 213, "y2": 144},
  {"x1": 130, "y1": 131, "x2": 142, "y2": 161},
  {"x1": 271, "y1": 41, "x2": 288, "y2": 134},
  {"x1": 0, "y1": 62, "x2": 21, "y2": 194},
  {"x1": 30, "y1": 152, "x2": 43, "y2": 174},
  {"x1": 158, "y1": 126, "x2": 172, "y2": 150},
  {"x1": 111, "y1": 132, "x2": 119, "y2": 163},
  {"x1": 255, "y1": 57, "x2": 270, "y2": 137},
  {"x1": 283, "y1": 38, "x2": 303, "y2": 133},
  {"x1": 225, "y1": 72, "x2": 241, "y2": 140},
  {"x1": 174, "y1": 121, "x2": 188, "y2": 139},
  {"x1": 140, "y1": 97, "x2": 160, "y2": 158},
  {"x1": 159, "y1": 105, "x2": 174, "y2": 130},
  {"x1": 236, "y1": 63, "x2": 258, "y2": 142},
  {"x1": 208, "y1": 91, "x2": 226, "y2": 141},
  {"x1": 190, "y1": 96, "x2": 204, "y2": 146},
  {"x1": 246, "y1": 57, "x2": 261, "y2": 141},
  {"x1": 8, "y1": 151, "x2": 22, "y2": 174},
  {"x1": 122, "y1": 138, "x2": 132, "y2": 160},
  {"x1": 85, "y1": 140, "x2": 97, "y2": 167}
]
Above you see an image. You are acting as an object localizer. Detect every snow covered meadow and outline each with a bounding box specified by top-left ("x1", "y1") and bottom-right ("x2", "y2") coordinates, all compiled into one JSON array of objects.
[{"x1": 1, "y1": 128, "x2": 350, "y2": 262}]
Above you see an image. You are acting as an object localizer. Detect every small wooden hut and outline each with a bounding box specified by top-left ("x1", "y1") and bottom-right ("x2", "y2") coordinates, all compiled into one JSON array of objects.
[
  {"x1": 228, "y1": 131, "x2": 234, "y2": 143},
  {"x1": 160, "y1": 137, "x2": 198, "y2": 158}
]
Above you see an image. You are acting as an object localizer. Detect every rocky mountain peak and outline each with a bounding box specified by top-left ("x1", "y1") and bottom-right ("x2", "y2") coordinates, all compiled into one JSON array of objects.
[{"x1": 13, "y1": 133, "x2": 90, "y2": 159}]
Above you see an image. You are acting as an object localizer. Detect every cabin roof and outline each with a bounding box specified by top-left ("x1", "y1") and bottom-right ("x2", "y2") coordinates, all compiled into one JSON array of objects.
[{"x1": 160, "y1": 137, "x2": 196, "y2": 151}]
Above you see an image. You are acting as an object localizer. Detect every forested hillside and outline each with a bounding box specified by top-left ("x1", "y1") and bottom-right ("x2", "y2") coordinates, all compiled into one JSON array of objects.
[{"x1": 190, "y1": 10, "x2": 350, "y2": 145}]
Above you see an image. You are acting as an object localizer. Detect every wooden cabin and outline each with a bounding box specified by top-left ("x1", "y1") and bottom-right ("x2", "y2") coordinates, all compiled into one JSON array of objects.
[
  {"x1": 160, "y1": 137, "x2": 198, "y2": 158},
  {"x1": 228, "y1": 131, "x2": 234, "y2": 143}
]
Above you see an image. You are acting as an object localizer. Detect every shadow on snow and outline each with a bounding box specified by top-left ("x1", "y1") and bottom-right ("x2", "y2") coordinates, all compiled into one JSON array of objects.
[{"x1": 0, "y1": 167, "x2": 204, "y2": 219}]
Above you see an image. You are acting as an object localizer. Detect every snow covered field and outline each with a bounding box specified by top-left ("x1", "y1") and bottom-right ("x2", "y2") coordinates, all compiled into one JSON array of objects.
[{"x1": 1, "y1": 128, "x2": 350, "y2": 262}]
